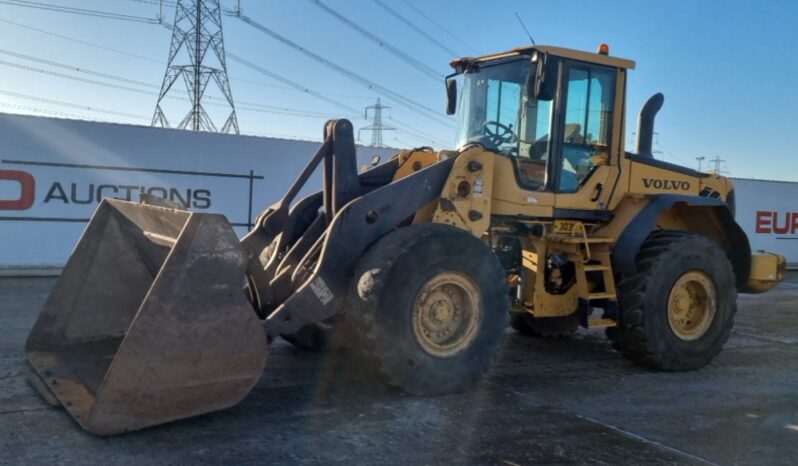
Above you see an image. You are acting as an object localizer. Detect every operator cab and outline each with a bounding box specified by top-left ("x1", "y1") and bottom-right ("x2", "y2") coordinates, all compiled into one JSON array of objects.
[{"x1": 448, "y1": 45, "x2": 634, "y2": 193}]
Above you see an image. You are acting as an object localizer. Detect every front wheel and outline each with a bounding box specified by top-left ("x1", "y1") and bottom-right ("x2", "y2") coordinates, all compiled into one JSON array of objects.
[
  {"x1": 347, "y1": 223, "x2": 509, "y2": 395},
  {"x1": 614, "y1": 231, "x2": 737, "y2": 370}
]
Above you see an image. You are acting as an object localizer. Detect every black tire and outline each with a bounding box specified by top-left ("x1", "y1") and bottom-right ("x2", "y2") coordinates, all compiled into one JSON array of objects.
[
  {"x1": 614, "y1": 230, "x2": 737, "y2": 370},
  {"x1": 605, "y1": 326, "x2": 622, "y2": 352},
  {"x1": 510, "y1": 312, "x2": 579, "y2": 337},
  {"x1": 347, "y1": 223, "x2": 509, "y2": 395}
]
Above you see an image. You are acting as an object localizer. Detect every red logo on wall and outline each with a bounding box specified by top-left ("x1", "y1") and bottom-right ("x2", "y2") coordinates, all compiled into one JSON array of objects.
[
  {"x1": 0, "y1": 169, "x2": 35, "y2": 210},
  {"x1": 755, "y1": 211, "x2": 798, "y2": 234}
]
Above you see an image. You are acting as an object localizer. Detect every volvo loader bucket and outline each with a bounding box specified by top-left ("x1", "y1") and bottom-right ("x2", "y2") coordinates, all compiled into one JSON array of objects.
[{"x1": 24, "y1": 198, "x2": 268, "y2": 435}]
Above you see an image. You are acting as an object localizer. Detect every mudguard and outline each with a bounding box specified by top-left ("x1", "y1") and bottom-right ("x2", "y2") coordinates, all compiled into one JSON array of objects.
[{"x1": 612, "y1": 194, "x2": 751, "y2": 289}]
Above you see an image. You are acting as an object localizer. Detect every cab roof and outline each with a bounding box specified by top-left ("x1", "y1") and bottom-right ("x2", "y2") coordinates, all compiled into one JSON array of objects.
[{"x1": 449, "y1": 45, "x2": 636, "y2": 71}]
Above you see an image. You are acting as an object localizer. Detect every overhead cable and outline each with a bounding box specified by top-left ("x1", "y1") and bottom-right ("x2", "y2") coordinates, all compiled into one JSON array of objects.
[
  {"x1": 228, "y1": 53, "x2": 445, "y2": 145},
  {"x1": 0, "y1": 49, "x2": 360, "y2": 117},
  {"x1": 372, "y1": 0, "x2": 459, "y2": 58},
  {"x1": 0, "y1": 0, "x2": 159, "y2": 23},
  {"x1": 0, "y1": 16, "x2": 164, "y2": 64},
  {"x1": 399, "y1": 0, "x2": 477, "y2": 54},
  {"x1": 228, "y1": 12, "x2": 455, "y2": 130},
  {"x1": 0, "y1": 89, "x2": 150, "y2": 119},
  {"x1": 307, "y1": 0, "x2": 442, "y2": 81}
]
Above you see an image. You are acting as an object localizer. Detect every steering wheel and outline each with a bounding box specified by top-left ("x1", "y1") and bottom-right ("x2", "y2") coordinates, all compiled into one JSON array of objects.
[{"x1": 483, "y1": 121, "x2": 518, "y2": 146}]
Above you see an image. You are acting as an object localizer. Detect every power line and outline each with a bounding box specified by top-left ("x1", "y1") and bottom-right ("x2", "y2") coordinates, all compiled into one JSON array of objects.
[
  {"x1": 0, "y1": 92, "x2": 327, "y2": 139},
  {"x1": 226, "y1": 52, "x2": 362, "y2": 114},
  {"x1": 393, "y1": 136, "x2": 420, "y2": 149},
  {"x1": 242, "y1": 129, "x2": 324, "y2": 142},
  {"x1": 2, "y1": 12, "x2": 449, "y2": 145},
  {"x1": 372, "y1": 0, "x2": 459, "y2": 57},
  {"x1": 0, "y1": 48, "x2": 158, "y2": 88},
  {"x1": 228, "y1": 53, "x2": 445, "y2": 146},
  {"x1": 0, "y1": 96, "x2": 329, "y2": 140},
  {"x1": 0, "y1": 101, "x2": 143, "y2": 124},
  {"x1": 0, "y1": 16, "x2": 372, "y2": 101},
  {"x1": 0, "y1": 16, "x2": 164, "y2": 64},
  {"x1": 3, "y1": 40, "x2": 444, "y2": 144},
  {"x1": 126, "y1": 0, "x2": 177, "y2": 6},
  {"x1": 0, "y1": 59, "x2": 159, "y2": 96},
  {"x1": 232, "y1": 76, "x2": 371, "y2": 100},
  {"x1": 0, "y1": 52, "x2": 358, "y2": 120},
  {"x1": 124, "y1": 0, "x2": 178, "y2": 22},
  {"x1": 398, "y1": 0, "x2": 477, "y2": 54},
  {"x1": 386, "y1": 117, "x2": 445, "y2": 146},
  {"x1": 1, "y1": 57, "x2": 445, "y2": 144},
  {"x1": 307, "y1": 0, "x2": 442, "y2": 81},
  {"x1": 0, "y1": 89, "x2": 150, "y2": 120},
  {"x1": 228, "y1": 11, "x2": 455, "y2": 130},
  {"x1": 0, "y1": 12, "x2": 447, "y2": 145},
  {"x1": 655, "y1": 141, "x2": 690, "y2": 166},
  {"x1": 0, "y1": 0, "x2": 159, "y2": 23}
]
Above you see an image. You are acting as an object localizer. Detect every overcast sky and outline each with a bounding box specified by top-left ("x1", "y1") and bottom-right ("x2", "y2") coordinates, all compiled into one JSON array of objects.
[{"x1": 0, "y1": 0, "x2": 796, "y2": 180}]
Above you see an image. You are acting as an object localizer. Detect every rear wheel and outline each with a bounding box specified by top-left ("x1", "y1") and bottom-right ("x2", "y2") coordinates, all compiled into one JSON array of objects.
[
  {"x1": 613, "y1": 231, "x2": 736, "y2": 370},
  {"x1": 348, "y1": 223, "x2": 509, "y2": 395}
]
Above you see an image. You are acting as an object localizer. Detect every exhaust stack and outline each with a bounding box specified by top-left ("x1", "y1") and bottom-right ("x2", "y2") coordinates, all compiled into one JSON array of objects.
[{"x1": 636, "y1": 93, "x2": 664, "y2": 157}]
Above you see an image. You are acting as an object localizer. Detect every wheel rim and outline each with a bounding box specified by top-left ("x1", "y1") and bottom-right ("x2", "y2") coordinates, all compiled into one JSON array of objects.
[
  {"x1": 667, "y1": 270, "x2": 717, "y2": 341},
  {"x1": 412, "y1": 272, "x2": 482, "y2": 357}
]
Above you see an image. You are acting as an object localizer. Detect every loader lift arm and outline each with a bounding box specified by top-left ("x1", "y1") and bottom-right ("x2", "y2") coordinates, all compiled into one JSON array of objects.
[{"x1": 240, "y1": 119, "x2": 456, "y2": 337}]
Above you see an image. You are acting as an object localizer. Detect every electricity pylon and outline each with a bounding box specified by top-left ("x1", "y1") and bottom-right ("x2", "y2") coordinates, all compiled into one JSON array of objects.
[
  {"x1": 152, "y1": 0, "x2": 239, "y2": 134},
  {"x1": 358, "y1": 98, "x2": 395, "y2": 147}
]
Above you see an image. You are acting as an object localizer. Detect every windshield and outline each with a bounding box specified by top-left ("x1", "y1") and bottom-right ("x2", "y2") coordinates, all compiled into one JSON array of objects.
[{"x1": 455, "y1": 58, "x2": 553, "y2": 162}]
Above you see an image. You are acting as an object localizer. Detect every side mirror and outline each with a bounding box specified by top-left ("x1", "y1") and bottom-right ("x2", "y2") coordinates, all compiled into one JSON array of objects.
[
  {"x1": 445, "y1": 78, "x2": 457, "y2": 115},
  {"x1": 529, "y1": 53, "x2": 558, "y2": 101}
]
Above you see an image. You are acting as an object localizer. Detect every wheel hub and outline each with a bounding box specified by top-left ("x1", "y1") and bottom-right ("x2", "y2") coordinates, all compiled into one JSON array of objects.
[
  {"x1": 667, "y1": 270, "x2": 717, "y2": 341},
  {"x1": 431, "y1": 299, "x2": 453, "y2": 322},
  {"x1": 412, "y1": 272, "x2": 481, "y2": 357}
]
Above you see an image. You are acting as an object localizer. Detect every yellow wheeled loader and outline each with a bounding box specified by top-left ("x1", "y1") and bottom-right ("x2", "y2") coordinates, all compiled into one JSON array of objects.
[{"x1": 25, "y1": 44, "x2": 785, "y2": 435}]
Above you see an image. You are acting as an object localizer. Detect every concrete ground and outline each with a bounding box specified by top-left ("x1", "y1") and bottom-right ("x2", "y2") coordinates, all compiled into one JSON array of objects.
[{"x1": 2, "y1": 275, "x2": 797, "y2": 466}]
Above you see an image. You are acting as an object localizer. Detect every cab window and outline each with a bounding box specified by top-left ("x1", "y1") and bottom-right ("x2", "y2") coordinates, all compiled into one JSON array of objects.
[
  {"x1": 454, "y1": 58, "x2": 553, "y2": 191},
  {"x1": 486, "y1": 79, "x2": 521, "y2": 136},
  {"x1": 515, "y1": 97, "x2": 553, "y2": 190},
  {"x1": 559, "y1": 65, "x2": 616, "y2": 192}
]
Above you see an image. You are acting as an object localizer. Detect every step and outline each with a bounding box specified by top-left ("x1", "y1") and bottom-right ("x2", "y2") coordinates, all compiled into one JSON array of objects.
[
  {"x1": 562, "y1": 236, "x2": 613, "y2": 244},
  {"x1": 583, "y1": 264, "x2": 610, "y2": 272},
  {"x1": 588, "y1": 318, "x2": 617, "y2": 328},
  {"x1": 587, "y1": 292, "x2": 616, "y2": 301}
]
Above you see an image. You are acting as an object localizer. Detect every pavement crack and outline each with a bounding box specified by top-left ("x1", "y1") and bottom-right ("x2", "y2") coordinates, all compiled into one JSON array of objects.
[
  {"x1": 0, "y1": 407, "x2": 52, "y2": 416},
  {"x1": 732, "y1": 331, "x2": 798, "y2": 346},
  {"x1": 575, "y1": 414, "x2": 721, "y2": 466}
]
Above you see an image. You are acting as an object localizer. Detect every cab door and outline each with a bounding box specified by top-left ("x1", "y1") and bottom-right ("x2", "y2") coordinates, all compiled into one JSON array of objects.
[{"x1": 550, "y1": 61, "x2": 623, "y2": 216}]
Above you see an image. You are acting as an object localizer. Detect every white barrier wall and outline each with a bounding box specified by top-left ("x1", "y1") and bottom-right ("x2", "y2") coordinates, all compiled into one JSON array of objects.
[
  {"x1": 732, "y1": 178, "x2": 798, "y2": 267},
  {"x1": 0, "y1": 113, "x2": 394, "y2": 271},
  {"x1": 3, "y1": 113, "x2": 793, "y2": 272}
]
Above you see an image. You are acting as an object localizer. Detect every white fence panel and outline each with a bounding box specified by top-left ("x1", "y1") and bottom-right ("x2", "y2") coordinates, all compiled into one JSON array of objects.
[
  {"x1": 0, "y1": 113, "x2": 394, "y2": 271},
  {"x1": 732, "y1": 178, "x2": 798, "y2": 267}
]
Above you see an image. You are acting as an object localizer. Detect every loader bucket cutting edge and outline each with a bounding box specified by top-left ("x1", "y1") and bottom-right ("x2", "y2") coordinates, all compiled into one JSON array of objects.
[{"x1": 24, "y1": 198, "x2": 268, "y2": 435}]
